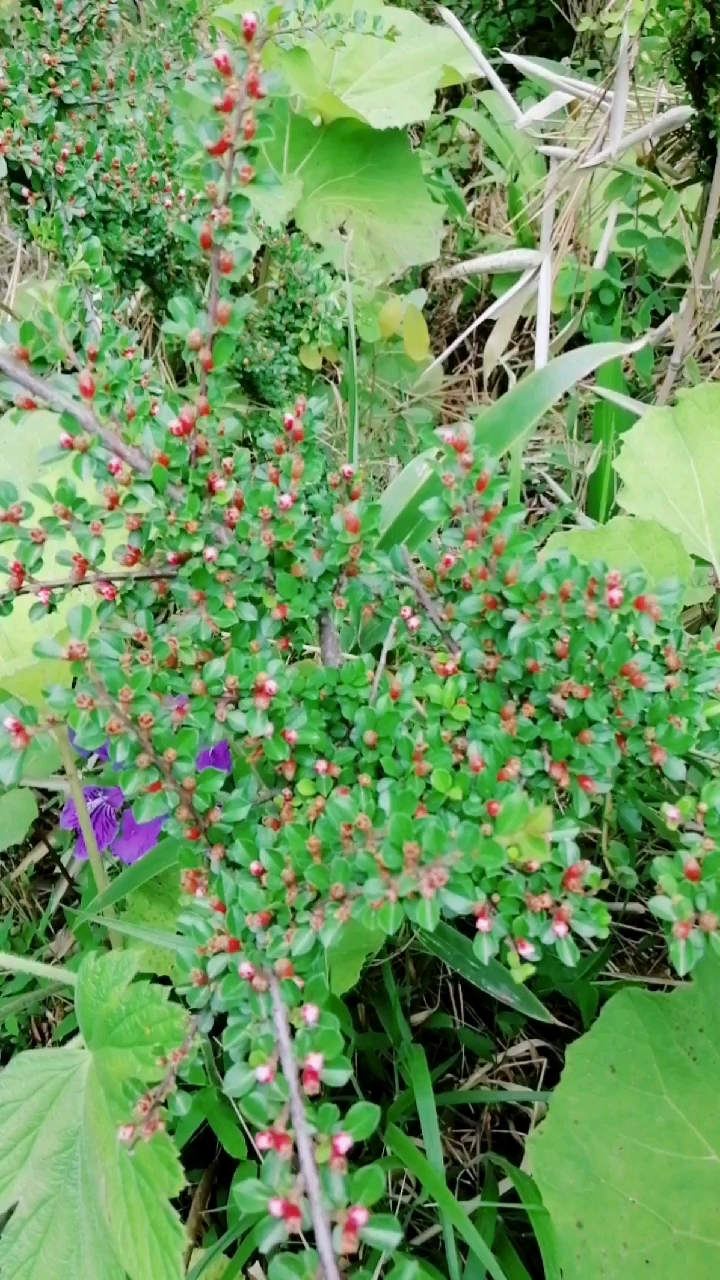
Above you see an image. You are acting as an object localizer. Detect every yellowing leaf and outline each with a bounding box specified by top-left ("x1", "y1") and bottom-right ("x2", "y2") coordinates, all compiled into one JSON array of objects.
[
  {"x1": 0, "y1": 951, "x2": 187, "y2": 1280},
  {"x1": 402, "y1": 303, "x2": 430, "y2": 362},
  {"x1": 298, "y1": 344, "x2": 323, "y2": 370},
  {"x1": 378, "y1": 295, "x2": 404, "y2": 339}
]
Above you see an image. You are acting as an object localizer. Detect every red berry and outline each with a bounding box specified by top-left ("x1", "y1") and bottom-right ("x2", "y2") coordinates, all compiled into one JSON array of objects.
[
  {"x1": 218, "y1": 250, "x2": 234, "y2": 275},
  {"x1": 216, "y1": 300, "x2": 232, "y2": 326},
  {"x1": 344, "y1": 510, "x2": 361, "y2": 536},
  {"x1": 486, "y1": 800, "x2": 502, "y2": 818},
  {"x1": 199, "y1": 223, "x2": 213, "y2": 251},
  {"x1": 577, "y1": 775, "x2": 597, "y2": 794}
]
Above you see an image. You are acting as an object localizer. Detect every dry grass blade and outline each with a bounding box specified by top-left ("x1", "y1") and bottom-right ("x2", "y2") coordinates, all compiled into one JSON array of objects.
[
  {"x1": 437, "y1": 249, "x2": 542, "y2": 281},
  {"x1": 438, "y1": 6, "x2": 521, "y2": 123},
  {"x1": 580, "y1": 105, "x2": 694, "y2": 169}
]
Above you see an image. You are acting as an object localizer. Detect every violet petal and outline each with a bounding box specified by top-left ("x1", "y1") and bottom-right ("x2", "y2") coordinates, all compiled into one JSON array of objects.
[
  {"x1": 197, "y1": 740, "x2": 232, "y2": 773},
  {"x1": 112, "y1": 810, "x2": 167, "y2": 865}
]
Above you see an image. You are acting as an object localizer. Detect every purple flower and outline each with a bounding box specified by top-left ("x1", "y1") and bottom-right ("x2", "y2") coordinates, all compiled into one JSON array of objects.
[
  {"x1": 68, "y1": 729, "x2": 110, "y2": 764},
  {"x1": 196, "y1": 740, "x2": 232, "y2": 773},
  {"x1": 60, "y1": 786, "x2": 166, "y2": 865}
]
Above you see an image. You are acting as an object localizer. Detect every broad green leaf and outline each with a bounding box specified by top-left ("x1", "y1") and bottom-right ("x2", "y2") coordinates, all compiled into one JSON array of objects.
[
  {"x1": 530, "y1": 953, "x2": 720, "y2": 1277},
  {"x1": 614, "y1": 383, "x2": 720, "y2": 576},
  {"x1": 328, "y1": 920, "x2": 385, "y2": 995},
  {"x1": 272, "y1": 5, "x2": 477, "y2": 129},
  {"x1": 377, "y1": 447, "x2": 443, "y2": 551},
  {"x1": 474, "y1": 342, "x2": 633, "y2": 458},
  {"x1": 418, "y1": 923, "x2": 554, "y2": 1022},
  {"x1": 255, "y1": 103, "x2": 444, "y2": 281},
  {"x1": 0, "y1": 950, "x2": 187, "y2": 1280},
  {"x1": 543, "y1": 517, "x2": 696, "y2": 598},
  {"x1": 0, "y1": 787, "x2": 38, "y2": 851},
  {"x1": 386, "y1": 1124, "x2": 507, "y2": 1280}
]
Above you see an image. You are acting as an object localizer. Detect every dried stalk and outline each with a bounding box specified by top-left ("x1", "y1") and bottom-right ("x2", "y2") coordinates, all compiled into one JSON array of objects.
[{"x1": 657, "y1": 142, "x2": 720, "y2": 406}]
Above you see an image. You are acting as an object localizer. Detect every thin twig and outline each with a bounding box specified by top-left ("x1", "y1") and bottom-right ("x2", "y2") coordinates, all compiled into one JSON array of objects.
[
  {"x1": 370, "y1": 617, "x2": 398, "y2": 706},
  {"x1": 55, "y1": 727, "x2": 122, "y2": 949},
  {"x1": 0, "y1": 351, "x2": 153, "y2": 475},
  {"x1": 1, "y1": 566, "x2": 176, "y2": 602},
  {"x1": 319, "y1": 613, "x2": 343, "y2": 668},
  {"x1": 269, "y1": 975, "x2": 341, "y2": 1280},
  {"x1": 401, "y1": 549, "x2": 460, "y2": 655}
]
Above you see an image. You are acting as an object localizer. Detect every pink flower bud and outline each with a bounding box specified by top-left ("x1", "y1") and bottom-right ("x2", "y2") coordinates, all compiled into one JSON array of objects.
[
  {"x1": 400, "y1": 605, "x2": 413, "y2": 620},
  {"x1": 203, "y1": 547, "x2": 219, "y2": 563},
  {"x1": 305, "y1": 1052, "x2": 324, "y2": 1073},
  {"x1": 268, "y1": 1197, "x2": 285, "y2": 1219},
  {"x1": 249, "y1": 860, "x2": 264, "y2": 878},
  {"x1": 516, "y1": 938, "x2": 537, "y2": 961},
  {"x1": 282, "y1": 728, "x2": 298, "y2": 746},
  {"x1": 301, "y1": 1003, "x2": 320, "y2": 1027},
  {"x1": 341, "y1": 464, "x2": 355, "y2": 480},
  {"x1": 347, "y1": 1205, "x2": 370, "y2": 1231},
  {"x1": 263, "y1": 678, "x2": 279, "y2": 697},
  {"x1": 255, "y1": 1063, "x2": 275, "y2": 1084},
  {"x1": 314, "y1": 758, "x2": 329, "y2": 775},
  {"x1": 59, "y1": 432, "x2": 75, "y2": 449},
  {"x1": 332, "y1": 1132, "x2": 354, "y2": 1157},
  {"x1": 256, "y1": 1131, "x2": 274, "y2": 1151},
  {"x1": 277, "y1": 493, "x2": 295, "y2": 511},
  {"x1": 407, "y1": 615, "x2": 422, "y2": 632},
  {"x1": 475, "y1": 906, "x2": 493, "y2": 934},
  {"x1": 238, "y1": 961, "x2": 256, "y2": 980}
]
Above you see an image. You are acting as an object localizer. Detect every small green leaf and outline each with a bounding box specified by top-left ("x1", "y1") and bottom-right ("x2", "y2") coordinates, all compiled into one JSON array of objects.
[
  {"x1": 0, "y1": 787, "x2": 38, "y2": 851},
  {"x1": 327, "y1": 920, "x2": 385, "y2": 995}
]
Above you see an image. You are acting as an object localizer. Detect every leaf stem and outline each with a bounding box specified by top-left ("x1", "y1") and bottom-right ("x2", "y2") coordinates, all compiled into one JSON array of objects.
[
  {"x1": 0, "y1": 949, "x2": 77, "y2": 985},
  {"x1": 55, "y1": 727, "x2": 122, "y2": 949}
]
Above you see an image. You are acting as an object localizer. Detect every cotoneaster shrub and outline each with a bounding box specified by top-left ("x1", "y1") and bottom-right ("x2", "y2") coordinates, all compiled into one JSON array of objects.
[{"x1": 1, "y1": 10, "x2": 720, "y2": 1275}]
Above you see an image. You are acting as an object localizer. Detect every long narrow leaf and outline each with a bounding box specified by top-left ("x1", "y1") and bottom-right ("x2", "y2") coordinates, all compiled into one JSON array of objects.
[
  {"x1": 488, "y1": 1156, "x2": 561, "y2": 1280},
  {"x1": 465, "y1": 1164, "x2": 500, "y2": 1280},
  {"x1": 586, "y1": 357, "x2": 635, "y2": 522},
  {"x1": 433, "y1": 1088, "x2": 551, "y2": 1107},
  {"x1": 78, "y1": 912, "x2": 194, "y2": 955},
  {"x1": 79, "y1": 836, "x2": 181, "y2": 917},
  {"x1": 377, "y1": 447, "x2": 443, "y2": 552},
  {"x1": 406, "y1": 1045, "x2": 461, "y2": 1280},
  {"x1": 419, "y1": 924, "x2": 554, "y2": 1022},
  {"x1": 475, "y1": 340, "x2": 638, "y2": 458},
  {"x1": 386, "y1": 1124, "x2": 508, "y2": 1280}
]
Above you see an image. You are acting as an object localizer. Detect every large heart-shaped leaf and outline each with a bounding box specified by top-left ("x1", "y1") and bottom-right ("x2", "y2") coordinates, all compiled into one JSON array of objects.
[
  {"x1": 530, "y1": 954, "x2": 720, "y2": 1277},
  {"x1": 271, "y1": 4, "x2": 477, "y2": 129},
  {"x1": 614, "y1": 383, "x2": 720, "y2": 577},
  {"x1": 254, "y1": 104, "x2": 444, "y2": 281},
  {"x1": 0, "y1": 951, "x2": 187, "y2": 1280}
]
